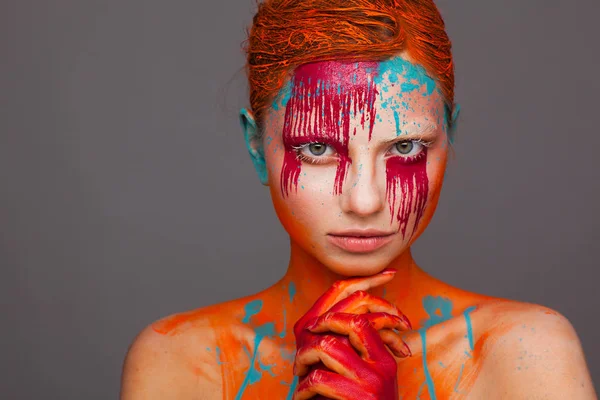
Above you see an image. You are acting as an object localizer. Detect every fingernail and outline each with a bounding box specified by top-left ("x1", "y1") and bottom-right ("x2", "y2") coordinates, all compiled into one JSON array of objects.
[
  {"x1": 403, "y1": 315, "x2": 413, "y2": 330},
  {"x1": 403, "y1": 342, "x2": 412, "y2": 357}
]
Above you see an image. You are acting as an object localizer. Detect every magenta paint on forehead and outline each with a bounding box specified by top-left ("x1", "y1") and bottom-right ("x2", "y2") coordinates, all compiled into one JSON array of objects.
[
  {"x1": 280, "y1": 61, "x2": 380, "y2": 197},
  {"x1": 386, "y1": 151, "x2": 429, "y2": 237}
]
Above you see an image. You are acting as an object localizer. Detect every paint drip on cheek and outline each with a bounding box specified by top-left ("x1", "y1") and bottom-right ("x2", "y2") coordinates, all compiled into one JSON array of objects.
[
  {"x1": 280, "y1": 61, "x2": 379, "y2": 196},
  {"x1": 386, "y1": 150, "x2": 429, "y2": 237}
]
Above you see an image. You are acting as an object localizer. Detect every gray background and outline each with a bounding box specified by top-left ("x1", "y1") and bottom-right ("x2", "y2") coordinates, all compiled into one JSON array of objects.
[{"x1": 1, "y1": 0, "x2": 598, "y2": 398}]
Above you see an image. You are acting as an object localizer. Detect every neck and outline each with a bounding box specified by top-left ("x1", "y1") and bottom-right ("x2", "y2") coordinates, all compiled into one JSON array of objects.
[{"x1": 279, "y1": 240, "x2": 429, "y2": 319}]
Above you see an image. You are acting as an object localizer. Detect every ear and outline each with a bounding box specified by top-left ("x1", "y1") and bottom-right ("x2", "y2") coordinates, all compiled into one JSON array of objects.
[
  {"x1": 240, "y1": 108, "x2": 269, "y2": 185},
  {"x1": 447, "y1": 103, "x2": 461, "y2": 145}
]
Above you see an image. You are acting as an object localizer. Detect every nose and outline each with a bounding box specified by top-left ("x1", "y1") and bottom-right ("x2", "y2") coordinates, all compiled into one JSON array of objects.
[{"x1": 339, "y1": 159, "x2": 385, "y2": 217}]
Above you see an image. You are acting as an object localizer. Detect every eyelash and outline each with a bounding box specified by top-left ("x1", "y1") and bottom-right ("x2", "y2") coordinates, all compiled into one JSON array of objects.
[{"x1": 292, "y1": 139, "x2": 433, "y2": 165}]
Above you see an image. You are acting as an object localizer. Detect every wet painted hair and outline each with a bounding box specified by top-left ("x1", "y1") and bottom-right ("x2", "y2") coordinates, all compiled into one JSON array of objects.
[{"x1": 243, "y1": 0, "x2": 455, "y2": 132}]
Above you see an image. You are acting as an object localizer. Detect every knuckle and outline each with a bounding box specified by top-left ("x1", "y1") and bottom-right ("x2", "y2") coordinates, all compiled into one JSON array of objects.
[
  {"x1": 318, "y1": 334, "x2": 339, "y2": 351},
  {"x1": 350, "y1": 314, "x2": 370, "y2": 329},
  {"x1": 306, "y1": 368, "x2": 325, "y2": 386}
]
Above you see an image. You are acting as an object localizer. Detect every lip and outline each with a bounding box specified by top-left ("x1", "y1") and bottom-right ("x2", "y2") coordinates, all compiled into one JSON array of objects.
[{"x1": 327, "y1": 229, "x2": 395, "y2": 253}]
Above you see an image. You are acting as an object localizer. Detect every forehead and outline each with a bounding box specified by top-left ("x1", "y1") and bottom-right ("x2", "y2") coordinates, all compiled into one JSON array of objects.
[{"x1": 272, "y1": 56, "x2": 446, "y2": 136}]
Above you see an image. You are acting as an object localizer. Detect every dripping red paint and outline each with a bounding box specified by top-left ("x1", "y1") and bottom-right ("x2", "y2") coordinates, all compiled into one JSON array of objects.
[
  {"x1": 385, "y1": 151, "x2": 429, "y2": 237},
  {"x1": 281, "y1": 61, "x2": 379, "y2": 196}
]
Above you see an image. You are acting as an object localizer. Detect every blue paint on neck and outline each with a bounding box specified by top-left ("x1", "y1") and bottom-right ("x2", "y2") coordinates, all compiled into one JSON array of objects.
[
  {"x1": 421, "y1": 296, "x2": 454, "y2": 328},
  {"x1": 419, "y1": 328, "x2": 437, "y2": 400},
  {"x1": 288, "y1": 282, "x2": 296, "y2": 302},
  {"x1": 242, "y1": 300, "x2": 263, "y2": 324}
]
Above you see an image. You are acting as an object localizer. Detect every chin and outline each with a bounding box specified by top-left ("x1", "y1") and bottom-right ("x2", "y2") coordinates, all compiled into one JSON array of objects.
[{"x1": 320, "y1": 253, "x2": 398, "y2": 277}]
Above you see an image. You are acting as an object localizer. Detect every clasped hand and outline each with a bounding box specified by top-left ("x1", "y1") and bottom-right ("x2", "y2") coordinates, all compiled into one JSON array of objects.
[{"x1": 292, "y1": 269, "x2": 412, "y2": 400}]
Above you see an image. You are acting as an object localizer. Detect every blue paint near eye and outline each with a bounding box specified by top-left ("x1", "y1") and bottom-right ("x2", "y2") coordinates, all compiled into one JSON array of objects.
[
  {"x1": 234, "y1": 322, "x2": 276, "y2": 400},
  {"x1": 419, "y1": 328, "x2": 438, "y2": 400},
  {"x1": 394, "y1": 110, "x2": 401, "y2": 136},
  {"x1": 464, "y1": 306, "x2": 477, "y2": 351},
  {"x1": 421, "y1": 296, "x2": 454, "y2": 328},
  {"x1": 273, "y1": 82, "x2": 293, "y2": 111},
  {"x1": 243, "y1": 300, "x2": 263, "y2": 324}
]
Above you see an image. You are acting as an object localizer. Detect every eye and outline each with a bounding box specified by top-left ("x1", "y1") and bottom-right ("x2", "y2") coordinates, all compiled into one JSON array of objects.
[
  {"x1": 395, "y1": 141, "x2": 415, "y2": 155},
  {"x1": 387, "y1": 139, "x2": 432, "y2": 163},
  {"x1": 307, "y1": 143, "x2": 328, "y2": 156},
  {"x1": 294, "y1": 142, "x2": 336, "y2": 164},
  {"x1": 391, "y1": 140, "x2": 424, "y2": 157}
]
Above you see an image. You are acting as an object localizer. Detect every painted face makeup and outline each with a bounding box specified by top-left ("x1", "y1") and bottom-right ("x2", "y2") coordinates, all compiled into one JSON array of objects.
[
  {"x1": 280, "y1": 61, "x2": 380, "y2": 197},
  {"x1": 278, "y1": 58, "x2": 439, "y2": 239}
]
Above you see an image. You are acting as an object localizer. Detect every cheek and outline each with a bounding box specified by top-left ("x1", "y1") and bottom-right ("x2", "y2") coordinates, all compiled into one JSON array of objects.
[{"x1": 385, "y1": 151, "x2": 429, "y2": 237}]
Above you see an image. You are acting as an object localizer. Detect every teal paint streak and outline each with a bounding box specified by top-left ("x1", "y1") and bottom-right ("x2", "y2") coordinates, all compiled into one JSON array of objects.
[
  {"x1": 288, "y1": 282, "x2": 296, "y2": 302},
  {"x1": 285, "y1": 376, "x2": 299, "y2": 400},
  {"x1": 272, "y1": 82, "x2": 292, "y2": 111},
  {"x1": 234, "y1": 322, "x2": 276, "y2": 400},
  {"x1": 454, "y1": 364, "x2": 465, "y2": 393},
  {"x1": 279, "y1": 309, "x2": 287, "y2": 339},
  {"x1": 419, "y1": 328, "x2": 437, "y2": 400},
  {"x1": 416, "y1": 381, "x2": 426, "y2": 399},
  {"x1": 242, "y1": 300, "x2": 263, "y2": 324},
  {"x1": 393, "y1": 110, "x2": 401, "y2": 136},
  {"x1": 216, "y1": 346, "x2": 226, "y2": 365},
  {"x1": 421, "y1": 296, "x2": 454, "y2": 328},
  {"x1": 464, "y1": 306, "x2": 477, "y2": 351}
]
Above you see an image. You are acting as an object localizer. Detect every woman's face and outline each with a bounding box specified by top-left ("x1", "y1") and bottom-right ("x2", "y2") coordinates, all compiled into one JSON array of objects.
[{"x1": 256, "y1": 55, "x2": 450, "y2": 277}]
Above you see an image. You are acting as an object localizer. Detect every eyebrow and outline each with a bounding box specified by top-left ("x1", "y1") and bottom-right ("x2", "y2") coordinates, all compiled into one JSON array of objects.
[{"x1": 381, "y1": 122, "x2": 440, "y2": 145}]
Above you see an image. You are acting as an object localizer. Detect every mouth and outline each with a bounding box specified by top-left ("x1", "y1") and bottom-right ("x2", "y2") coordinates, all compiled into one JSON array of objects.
[{"x1": 327, "y1": 229, "x2": 395, "y2": 253}]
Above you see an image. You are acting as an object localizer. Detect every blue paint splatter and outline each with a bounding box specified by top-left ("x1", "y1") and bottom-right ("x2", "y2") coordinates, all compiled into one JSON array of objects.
[
  {"x1": 234, "y1": 322, "x2": 276, "y2": 400},
  {"x1": 272, "y1": 82, "x2": 292, "y2": 111},
  {"x1": 454, "y1": 364, "x2": 465, "y2": 393},
  {"x1": 279, "y1": 309, "x2": 287, "y2": 339},
  {"x1": 421, "y1": 296, "x2": 454, "y2": 328},
  {"x1": 283, "y1": 376, "x2": 299, "y2": 400},
  {"x1": 288, "y1": 282, "x2": 296, "y2": 303},
  {"x1": 419, "y1": 328, "x2": 437, "y2": 400},
  {"x1": 464, "y1": 306, "x2": 477, "y2": 351},
  {"x1": 242, "y1": 300, "x2": 263, "y2": 324},
  {"x1": 258, "y1": 358, "x2": 277, "y2": 377},
  {"x1": 374, "y1": 57, "x2": 437, "y2": 97},
  {"x1": 216, "y1": 346, "x2": 226, "y2": 365}
]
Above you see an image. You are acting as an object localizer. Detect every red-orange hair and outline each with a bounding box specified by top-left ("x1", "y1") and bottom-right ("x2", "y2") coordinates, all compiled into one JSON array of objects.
[{"x1": 244, "y1": 0, "x2": 454, "y2": 131}]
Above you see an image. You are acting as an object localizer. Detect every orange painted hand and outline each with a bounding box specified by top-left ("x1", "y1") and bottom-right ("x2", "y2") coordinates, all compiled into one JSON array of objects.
[{"x1": 292, "y1": 269, "x2": 412, "y2": 400}]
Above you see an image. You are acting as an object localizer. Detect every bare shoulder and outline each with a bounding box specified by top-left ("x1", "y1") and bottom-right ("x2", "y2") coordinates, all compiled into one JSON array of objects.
[
  {"x1": 471, "y1": 300, "x2": 597, "y2": 399},
  {"x1": 120, "y1": 298, "x2": 253, "y2": 400}
]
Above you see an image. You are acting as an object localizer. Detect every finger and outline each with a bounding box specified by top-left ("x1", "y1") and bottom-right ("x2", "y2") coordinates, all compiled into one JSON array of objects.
[
  {"x1": 306, "y1": 313, "x2": 395, "y2": 361},
  {"x1": 294, "y1": 368, "x2": 372, "y2": 400},
  {"x1": 308, "y1": 313, "x2": 411, "y2": 358},
  {"x1": 294, "y1": 269, "x2": 396, "y2": 336},
  {"x1": 309, "y1": 312, "x2": 406, "y2": 333},
  {"x1": 380, "y1": 328, "x2": 412, "y2": 358},
  {"x1": 294, "y1": 334, "x2": 370, "y2": 378},
  {"x1": 327, "y1": 291, "x2": 412, "y2": 330}
]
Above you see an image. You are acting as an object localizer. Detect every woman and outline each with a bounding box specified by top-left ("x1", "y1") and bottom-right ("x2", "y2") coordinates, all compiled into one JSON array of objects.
[{"x1": 121, "y1": 0, "x2": 596, "y2": 398}]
